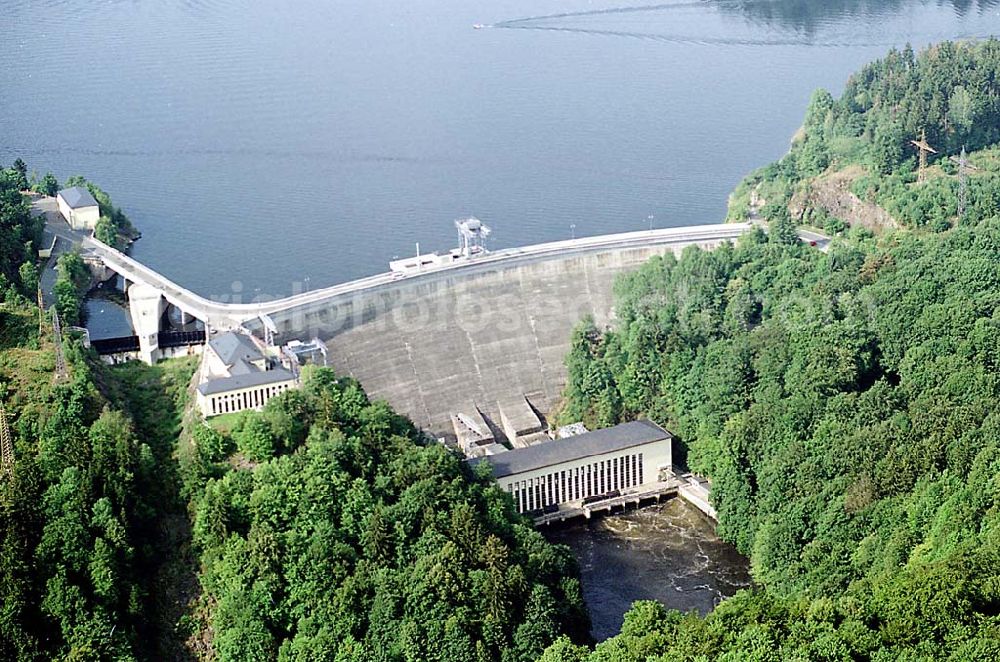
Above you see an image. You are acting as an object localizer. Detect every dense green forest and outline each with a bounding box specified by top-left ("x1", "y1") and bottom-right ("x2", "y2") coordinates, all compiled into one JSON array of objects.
[
  {"x1": 0, "y1": 323, "x2": 194, "y2": 657},
  {"x1": 184, "y1": 369, "x2": 588, "y2": 660},
  {"x1": 548, "y1": 40, "x2": 1000, "y2": 660},
  {"x1": 0, "y1": 164, "x2": 43, "y2": 304},
  {"x1": 729, "y1": 38, "x2": 1000, "y2": 233}
]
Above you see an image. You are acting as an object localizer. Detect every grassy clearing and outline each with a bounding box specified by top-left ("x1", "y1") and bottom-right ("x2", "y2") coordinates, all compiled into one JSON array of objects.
[
  {"x1": 105, "y1": 356, "x2": 200, "y2": 660},
  {"x1": 204, "y1": 410, "x2": 246, "y2": 435},
  {"x1": 0, "y1": 306, "x2": 55, "y2": 413}
]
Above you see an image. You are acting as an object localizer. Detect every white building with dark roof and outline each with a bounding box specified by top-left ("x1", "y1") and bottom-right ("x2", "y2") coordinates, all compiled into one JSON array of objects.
[
  {"x1": 57, "y1": 187, "x2": 100, "y2": 230},
  {"x1": 467, "y1": 420, "x2": 673, "y2": 515},
  {"x1": 196, "y1": 331, "x2": 299, "y2": 417}
]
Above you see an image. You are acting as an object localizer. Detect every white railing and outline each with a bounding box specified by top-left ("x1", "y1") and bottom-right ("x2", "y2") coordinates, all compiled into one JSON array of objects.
[{"x1": 84, "y1": 223, "x2": 754, "y2": 324}]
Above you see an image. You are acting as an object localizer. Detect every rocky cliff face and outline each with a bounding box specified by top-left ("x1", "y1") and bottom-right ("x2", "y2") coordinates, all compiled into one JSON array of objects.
[{"x1": 789, "y1": 165, "x2": 898, "y2": 232}]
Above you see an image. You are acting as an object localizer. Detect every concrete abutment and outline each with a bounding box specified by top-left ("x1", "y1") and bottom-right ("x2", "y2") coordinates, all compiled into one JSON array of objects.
[{"x1": 127, "y1": 283, "x2": 167, "y2": 364}]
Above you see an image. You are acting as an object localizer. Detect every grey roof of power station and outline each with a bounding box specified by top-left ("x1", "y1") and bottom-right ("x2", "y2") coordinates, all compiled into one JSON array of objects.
[
  {"x1": 467, "y1": 420, "x2": 671, "y2": 478},
  {"x1": 196, "y1": 367, "x2": 296, "y2": 396},
  {"x1": 209, "y1": 331, "x2": 263, "y2": 367},
  {"x1": 58, "y1": 186, "x2": 98, "y2": 209}
]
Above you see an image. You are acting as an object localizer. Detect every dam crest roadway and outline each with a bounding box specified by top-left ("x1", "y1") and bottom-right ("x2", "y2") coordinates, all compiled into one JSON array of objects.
[
  {"x1": 83, "y1": 224, "x2": 754, "y2": 330},
  {"x1": 83, "y1": 222, "x2": 777, "y2": 433}
]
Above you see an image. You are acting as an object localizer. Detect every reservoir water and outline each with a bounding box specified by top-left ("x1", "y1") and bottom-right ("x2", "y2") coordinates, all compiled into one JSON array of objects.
[
  {"x1": 4, "y1": 1, "x2": 999, "y2": 303},
  {"x1": 3, "y1": 0, "x2": 998, "y2": 629}
]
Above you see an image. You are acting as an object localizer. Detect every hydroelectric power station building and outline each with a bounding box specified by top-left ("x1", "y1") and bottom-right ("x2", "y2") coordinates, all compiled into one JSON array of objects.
[
  {"x1": 467, "y1": 421, "x2": 673, "y2": 515},
  {"x1": 196, "y1": 331, "x2": 299, "y2": 417}
]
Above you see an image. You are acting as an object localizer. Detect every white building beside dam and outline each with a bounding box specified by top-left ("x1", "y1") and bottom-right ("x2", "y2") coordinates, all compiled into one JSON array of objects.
[
  {"x1": 196, "y1": 331, "x2": 298, "y2": 417},
  {"x1": 468, "y1": 420, "x2": 673, "y2": 515},
  {"x1": 57, "y1": 187, "x2": 100, "y2": 230}
]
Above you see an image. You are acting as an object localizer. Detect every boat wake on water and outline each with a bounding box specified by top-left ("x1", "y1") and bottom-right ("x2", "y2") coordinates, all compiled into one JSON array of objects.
[
  {"x1": 491, "y1": 1, "x2": 714, "y2": 28},
  {"x1": 482, "y1": 0, "x2": 1000, "y2": 48},
  {"x1": 489, "y1": 24, "x2": 902, "y2": 48}
]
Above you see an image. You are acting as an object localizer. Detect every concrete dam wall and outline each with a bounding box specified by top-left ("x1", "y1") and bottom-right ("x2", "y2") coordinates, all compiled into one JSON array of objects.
[{"x1": 263, "y1": 232, "x2": 744, "y2": 435}]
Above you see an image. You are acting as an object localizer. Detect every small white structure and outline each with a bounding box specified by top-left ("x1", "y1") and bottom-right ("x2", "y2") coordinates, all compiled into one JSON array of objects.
[
  {"x1": 388, "y1": 250, "x2": 462, "y2": 274},
  {"x1": 196, "y1": 331, "x2": 299, "y2": 417},
  {"x1": 556, "y1": 422, "x2": 589, "y2": 439},
  {"x1": 38, "y1": 230, "x2": 57, "y2": 259},
  {"x1": 56, "y1": 187, "x2": 100, "y2": 230},
  {"x1": 388, "y1": 217, "x2": 492, "y2": 275}
]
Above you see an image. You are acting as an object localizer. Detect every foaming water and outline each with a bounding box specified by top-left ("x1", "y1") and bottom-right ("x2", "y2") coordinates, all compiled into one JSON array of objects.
[{"x1": 545, "y1": 498, "x2": 752, "y2": 641}]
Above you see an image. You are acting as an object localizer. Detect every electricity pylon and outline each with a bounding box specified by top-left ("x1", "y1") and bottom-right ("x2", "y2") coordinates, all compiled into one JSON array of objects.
[
  {"x1": 910, "y1": 130, "x2": 938, "y2": 182},
  {"x1": 949, "y1": 146, "x2": 980, "y2": 223},
  {"x1": 0, "y1": 403, "x2": 13, "y2": 480}
]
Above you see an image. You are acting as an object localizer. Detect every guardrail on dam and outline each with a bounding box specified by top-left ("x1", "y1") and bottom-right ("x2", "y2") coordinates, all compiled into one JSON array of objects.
[
  {"x1": 257, "y1": 224, "x2": 753, "y2": 434},
  {"x1": 82, "y1": 223, "x2": 753, "y2": 431}
]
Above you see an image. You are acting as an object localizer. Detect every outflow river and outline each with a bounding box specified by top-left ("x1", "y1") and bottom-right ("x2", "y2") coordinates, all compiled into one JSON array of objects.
[{"x1": 545, "y1": 499, "x2": 751, "y2": 641}]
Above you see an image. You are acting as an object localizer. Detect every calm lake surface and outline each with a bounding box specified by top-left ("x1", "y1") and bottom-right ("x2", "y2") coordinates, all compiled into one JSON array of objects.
[
  {"x1": 3, "y1": 0, "x2": 998, "y2": 628},
  {"x1": 5, "y1": 0, "x2": 1000, "y2": 303}
]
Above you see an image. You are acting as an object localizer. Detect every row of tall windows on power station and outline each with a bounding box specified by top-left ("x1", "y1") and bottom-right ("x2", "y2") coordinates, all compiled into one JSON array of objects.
[
  {"x1": 209, "y1": 382, "x2": 292, "y2": 416},
  {"x1": 506, "y1": 452, "x2": 644, "y2": 514}
]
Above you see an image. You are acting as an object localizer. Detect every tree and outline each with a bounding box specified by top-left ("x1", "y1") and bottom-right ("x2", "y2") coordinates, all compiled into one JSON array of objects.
[
  {"x1": 233, "y1": 413, "x2": 276, "y2": 461},
  {"x1": 54, "y1": 278, "x2": 82, "y2": 326},
  {"x1": 11, "y1": 159, "x2": 28, "y2": 191},
  {"x1": 538, "y1": 636, "x2": 590, "y2": 662},
  {"x1": 194, "y1": 424, "x2": 232, "y2": 464},
  {"x1": 52, "y1": 251, "x2": 89, "y2": 327},
  {"x1": 34, "y1": 172, "x2": 59, "y2": 196},
  {"x1": 804, "y1": 88, "x2": 834, "y2": 137},
  {"x1": 869, "y1": 122, "x2": 905, "y2": 175},
  {"x1": 768, "y1": 211, "x2": 799, "y2": 246},
  {"x1": 948, "y1": 85, "x2": 975, "y2": 134},
  {"x1": 94, "y1": 216, "x2": 118, "y2": 248},
  {"x1": 796, "y1": 135, "x2": 830, "y2": 177},
  {"x1": 18, "y1": 261, "x2": 38, "y2": 293}
]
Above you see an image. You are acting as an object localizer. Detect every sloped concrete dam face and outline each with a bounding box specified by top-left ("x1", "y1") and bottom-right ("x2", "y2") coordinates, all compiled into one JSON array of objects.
[{"x1": 268, "y1": 241, "x2": 727, "y2": 435}]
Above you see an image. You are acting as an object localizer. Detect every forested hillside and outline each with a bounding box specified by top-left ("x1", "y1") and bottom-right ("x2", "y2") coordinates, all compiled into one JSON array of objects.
[
  {"x1": 729, "y1": 38, "x2": 1000, "y2": 232},
  {"x1": 0, "y1": 314, "x2": 194, "y2": 657},
  {"x1": 547, "y1": 40, "x2": 1000, "y2": 660},
  {"x1": 183, "y1": 369, "x2": 589, "y2": 661}
]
